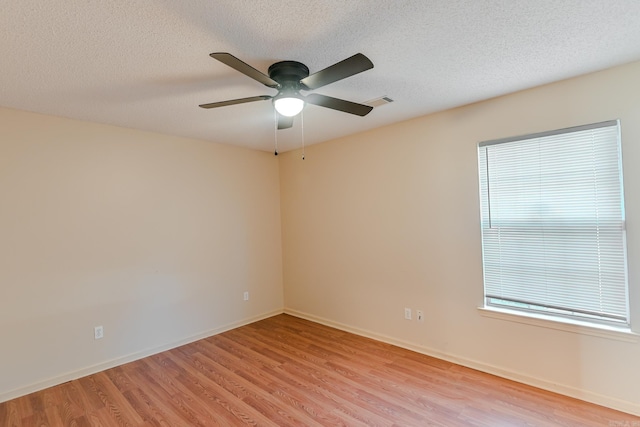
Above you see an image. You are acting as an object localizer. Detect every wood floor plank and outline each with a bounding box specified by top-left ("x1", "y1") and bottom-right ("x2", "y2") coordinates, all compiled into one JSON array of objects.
[
  {"x1": 0, "y1": 403, "x2": 6, "y2": 427},
  {"x1": 184, "y1": 352, "x2": 323, "y2": 427},
  {"x1": 128, "y1": 362, "x2": 222, "y2": 426},
  {"x1": 2, "y1": 402, "x2": 20, "y2": 427},
  {"x1": 86, "y1": 372, "x2": 145, "y2": 425},
  {"x1": 1, "y1": 314, "x2": 639, "y2": 426}
]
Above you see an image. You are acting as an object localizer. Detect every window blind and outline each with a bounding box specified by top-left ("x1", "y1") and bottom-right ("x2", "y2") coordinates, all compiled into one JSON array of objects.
[{"x1": 478, "y1": 120, "x2": 629, "y2": 325}]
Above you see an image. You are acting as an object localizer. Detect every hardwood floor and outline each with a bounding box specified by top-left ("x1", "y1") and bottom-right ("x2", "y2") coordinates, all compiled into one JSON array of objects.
[{"x1": 1, "y1": 314, "x2": 638, "y2": 426}]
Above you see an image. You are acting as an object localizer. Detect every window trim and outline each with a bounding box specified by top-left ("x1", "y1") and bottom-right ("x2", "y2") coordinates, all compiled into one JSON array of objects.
[
  {"x1": 478, "y1": 120, "x2": 619, "y2": 147},
  {"x1": 477, "y1": 305, "x2": 638, "y2": 343}
]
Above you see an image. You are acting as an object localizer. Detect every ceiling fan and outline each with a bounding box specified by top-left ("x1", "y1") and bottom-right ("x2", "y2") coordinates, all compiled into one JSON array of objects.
[{"x1": 199, "y1": 52, "x2": 374, "y2": 130}]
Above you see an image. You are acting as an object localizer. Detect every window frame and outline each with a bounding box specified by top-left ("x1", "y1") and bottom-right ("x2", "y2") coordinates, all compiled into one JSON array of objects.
[{"x1": 477, "y1": 120, "x2": 631, "y2": 330}]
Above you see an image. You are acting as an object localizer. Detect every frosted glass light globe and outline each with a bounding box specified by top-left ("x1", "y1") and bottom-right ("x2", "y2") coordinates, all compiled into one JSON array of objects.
[{"x1": 274, "y1": 97, "x2": 304, "y2": 117}]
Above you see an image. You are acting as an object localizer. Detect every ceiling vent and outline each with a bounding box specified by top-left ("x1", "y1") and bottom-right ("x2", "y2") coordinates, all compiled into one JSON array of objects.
[{"x1": 365, "y1": 96, "x2": 394, "y2": 108}]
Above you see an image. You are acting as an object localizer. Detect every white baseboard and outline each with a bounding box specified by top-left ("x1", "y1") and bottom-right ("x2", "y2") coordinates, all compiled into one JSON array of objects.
[
  {"x1": 0, "y1": 309, "x2": 283, "y2": 404},
  {"x1": 284, "y1": 308, "x2": 640, "y2": 417}
]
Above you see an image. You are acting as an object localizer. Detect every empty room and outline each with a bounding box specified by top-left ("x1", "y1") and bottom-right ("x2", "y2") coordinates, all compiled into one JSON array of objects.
[{"x1": 1, "y1": 1, "x2": 640, "y2": 426}]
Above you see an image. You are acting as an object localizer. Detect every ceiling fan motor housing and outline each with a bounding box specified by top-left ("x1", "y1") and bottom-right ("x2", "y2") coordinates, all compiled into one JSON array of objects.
[{"x1": 268, "y1": 61, "x2": 310, "y2": 90}]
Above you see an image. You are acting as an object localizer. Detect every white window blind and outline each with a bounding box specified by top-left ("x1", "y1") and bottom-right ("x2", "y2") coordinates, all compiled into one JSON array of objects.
[{"x1": 478, "y1": 120, "x2": 629, "y2": 325}]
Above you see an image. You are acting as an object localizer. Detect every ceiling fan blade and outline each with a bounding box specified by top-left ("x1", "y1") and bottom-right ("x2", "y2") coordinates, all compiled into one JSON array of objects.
[
  {"x1": 300, "y1": 53, "x2": 373, "y2": 90},
  {"x1": 210, "y1": 52, "x2": 279, "y2": 88},
  {"x1": 277, "y1": 114, "x2": 294, "y2": 130},
  {"x1": 305, "y1": 93, "x2": 373, "y2": 116},
  {"x1": 199, "y1": 95, "x2": 271, "y2": 109}
]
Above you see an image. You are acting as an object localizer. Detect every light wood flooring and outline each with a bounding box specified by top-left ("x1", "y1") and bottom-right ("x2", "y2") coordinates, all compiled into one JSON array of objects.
[{"x1": 1, "y1": 314, "x2": 639, "y2": 426}]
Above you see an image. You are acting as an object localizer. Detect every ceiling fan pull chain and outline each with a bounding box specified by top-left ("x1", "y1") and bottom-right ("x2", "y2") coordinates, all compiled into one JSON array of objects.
[
  {"x1": 273, "y1": 109, "x2": 279, "y2": 156},
  {"x1": 301, "y1": 110, "x2": 305, "y2": 160}
]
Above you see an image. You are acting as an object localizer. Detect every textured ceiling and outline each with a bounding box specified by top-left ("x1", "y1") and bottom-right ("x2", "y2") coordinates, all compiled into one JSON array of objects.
[{"x1": 2, "y1": 1, "x2": 640, "y2": 153}]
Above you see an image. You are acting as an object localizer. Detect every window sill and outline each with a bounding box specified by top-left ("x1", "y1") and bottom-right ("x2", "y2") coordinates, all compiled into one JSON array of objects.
[{"x1": 477, "y1": 306, "x2": 639, "y2": 343}]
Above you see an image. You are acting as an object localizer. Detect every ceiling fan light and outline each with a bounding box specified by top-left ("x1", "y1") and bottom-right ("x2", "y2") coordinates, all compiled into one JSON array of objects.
[{"x1": 274, "y1": 96, "x2": 305, "y2": 117}]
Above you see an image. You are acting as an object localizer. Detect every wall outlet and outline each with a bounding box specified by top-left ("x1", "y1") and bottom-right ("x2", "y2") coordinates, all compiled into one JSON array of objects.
[
  {"x1": 404, "y1": 307, "x2": 412, "y2": 320},
  {"x1": 243, "y1": 291, "x2": 249, "y2": 301},
  {"x1": 94, "y1": 325, "x2": 104, "y2": 340},
  {"x1": 416, "y1": 310, "x2": 424, "y2": 322}
]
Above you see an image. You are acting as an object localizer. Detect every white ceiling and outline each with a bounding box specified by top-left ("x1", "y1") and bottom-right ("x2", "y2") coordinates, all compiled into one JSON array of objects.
[{"x1": 2, "y1": 1, "x2": 640, "y2": 153}]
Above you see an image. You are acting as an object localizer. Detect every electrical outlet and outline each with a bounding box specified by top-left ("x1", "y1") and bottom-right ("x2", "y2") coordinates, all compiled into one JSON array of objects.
[
  {"x1": 243, "y1": 291, "x2": 249, "y2": 301},
  {"x1": 404, "y1": 307, "x2": 412, "y2": 320},
  {"x1": 94, "y1": 325, "x2": 104, "y2": 340},
  {"x1": 416, "y1": 310, "x2": 424, "y2": 322}
]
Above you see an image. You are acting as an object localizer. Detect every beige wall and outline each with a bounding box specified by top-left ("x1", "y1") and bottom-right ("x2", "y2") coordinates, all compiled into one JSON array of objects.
[
  {"x1": 0, "y1": 108, "x2": 283, "y2": 400},
  {"x1": 280, "y1": 61, "x2": 640, "y2": 414}
]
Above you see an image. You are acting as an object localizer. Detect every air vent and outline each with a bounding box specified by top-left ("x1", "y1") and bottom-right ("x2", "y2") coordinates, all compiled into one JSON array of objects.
[{"x1": 365, "y1": 96, "x2": 394, "y2": 108}]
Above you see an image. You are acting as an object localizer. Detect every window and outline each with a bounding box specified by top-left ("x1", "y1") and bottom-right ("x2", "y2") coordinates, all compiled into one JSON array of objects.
[{"x1": 478, "y1": 120, "x2": 629, "y2": 327}]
